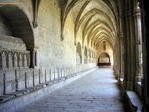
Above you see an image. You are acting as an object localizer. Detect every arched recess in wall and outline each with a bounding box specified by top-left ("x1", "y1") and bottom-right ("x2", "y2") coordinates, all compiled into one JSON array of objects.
[
  {"x1": 98, "y1": 52, "x2": 111, "y2": 66},
  {"x1": 84, "y1": 46, "x2": 87, "y2": 64},
  {"x1": 0, "y1": 4, "x2": 35, "y2": 68},
  {"x1": 76, "y1": 42, "x2": 82, "y2": 64}
]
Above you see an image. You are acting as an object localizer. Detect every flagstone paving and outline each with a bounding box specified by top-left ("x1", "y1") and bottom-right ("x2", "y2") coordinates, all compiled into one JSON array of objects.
[{"x1": 19, "y1": 68, "x2": 126, "y2": 112}]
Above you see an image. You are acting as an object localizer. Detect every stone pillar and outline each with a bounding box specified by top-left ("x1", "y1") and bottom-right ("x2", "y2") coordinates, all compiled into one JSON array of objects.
[
  {"x1": 123, "y1": 8, "x2": 135, "y2": 91},
  {"x1": 114, "y1": 41, "x2": 120, "y2": 79},
  {"x1": 118, "y1": 32, "x2": 124, "y2": 79},
  {"x1": 30, "y1": 48, "x2": 38, "y2": 68},
  {"x1": 133, "y1": 8, "x2": 143, "y2": 82}
]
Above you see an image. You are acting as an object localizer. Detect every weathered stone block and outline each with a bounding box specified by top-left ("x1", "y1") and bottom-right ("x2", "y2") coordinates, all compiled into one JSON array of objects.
[
  {"x1": 5, "y1": 82, "x2": 16, "y2": 94},
  {"x1": 34, "y1": 69, "x2": 39, "y2": 86},
  {"x1": 5, "y1": 70, "x2": 16, "y2": 94},
  {"x1": 40, "y1": 69, "x2": 46, "y2": 83},
  {"x1": 26, "y1": 70, "x2": 33, "y2": 88},
  {"x1": 17, "y1": 70, "x2": 26, "y2": 90},
  {"x1": 5, "y1": 70, "x2": 15, "y2": 82}
]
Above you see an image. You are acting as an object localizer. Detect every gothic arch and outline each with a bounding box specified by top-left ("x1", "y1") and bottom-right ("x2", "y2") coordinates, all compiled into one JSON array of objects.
[
  {"x1": 98, "y1": 52, "x2": 111, "y2": 65},
  {"x1": 0, "y1": 4, "x2": 35, "y2": 68},
  {"x1": 0, "y1": 4, "x2": 34, "y2": 50}
]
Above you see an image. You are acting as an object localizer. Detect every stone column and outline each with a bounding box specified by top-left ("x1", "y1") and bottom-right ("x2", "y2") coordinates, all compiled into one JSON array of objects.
[
  {"x1": 31, "y1": 49, "x2": 38, "y2": 68},
  {"x1": 118, "y1": 32, "x2": 124, "y2": 79},
  {"x1": 133, "y1": 8, "x2": 143, "y2": 82},
  {"x1": 123, "y1": 8, "x2": 134, "y2": 91},
  {"x1": 114, "y1": 41, "x2": 120, "y2": 79}
]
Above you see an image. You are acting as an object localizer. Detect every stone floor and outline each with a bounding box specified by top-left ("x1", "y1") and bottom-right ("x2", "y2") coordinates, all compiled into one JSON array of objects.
[{"x1": 18, "y1": 68, "x2": 126, "y2": 112}]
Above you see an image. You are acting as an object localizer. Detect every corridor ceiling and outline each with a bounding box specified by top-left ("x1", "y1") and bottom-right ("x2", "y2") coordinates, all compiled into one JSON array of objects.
[{"x1": 62, "y1": 0, "x2": 118, "y2": 50}]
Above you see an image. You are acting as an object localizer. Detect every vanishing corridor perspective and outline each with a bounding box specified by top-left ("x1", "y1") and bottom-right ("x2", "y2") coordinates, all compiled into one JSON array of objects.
[
  {"x1": 19, "y1": 68, "x2": 126, "y2": 112},
  {"x1": 0, "y1": 0, "x2": 149, "y2": 112}
]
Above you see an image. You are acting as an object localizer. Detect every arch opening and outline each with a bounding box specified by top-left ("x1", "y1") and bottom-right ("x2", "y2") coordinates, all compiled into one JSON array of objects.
[
  {"x1": 0, "y1": 4, "x2": 34, "y2": 50},
  {"x1": 0, "y1": 4, "x2": 35, "y2": 69},
  {"x1": 98, "y1": 52, "x2": 111, "y2": 66}
]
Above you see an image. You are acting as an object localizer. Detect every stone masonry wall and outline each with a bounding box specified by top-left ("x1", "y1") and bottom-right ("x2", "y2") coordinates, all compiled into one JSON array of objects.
[
  {"x1": 0, "y1": 14, "x2": 13, "y2": 36},
  {"x1": 0, "y1": 0, "x2": 97, "y2": 101}
]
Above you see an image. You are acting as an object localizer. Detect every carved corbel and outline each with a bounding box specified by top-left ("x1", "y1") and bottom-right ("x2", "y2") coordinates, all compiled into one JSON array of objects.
[{"x1": 33, "y1": 0, "x2": 41, "y2": 28}]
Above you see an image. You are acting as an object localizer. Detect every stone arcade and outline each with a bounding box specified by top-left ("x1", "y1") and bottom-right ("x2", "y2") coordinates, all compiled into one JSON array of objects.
[{"x1": 0, "y1": 0, "x2": 149, "y2": 112}]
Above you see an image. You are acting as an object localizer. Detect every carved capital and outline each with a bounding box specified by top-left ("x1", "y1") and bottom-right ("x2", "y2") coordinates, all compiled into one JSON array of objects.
[
  {"x1": 133, "y1": 8, "x2": 141, "y2": 18},
  {"x1": 33, "y1": 21, "x2": 38, "y2": 28}
]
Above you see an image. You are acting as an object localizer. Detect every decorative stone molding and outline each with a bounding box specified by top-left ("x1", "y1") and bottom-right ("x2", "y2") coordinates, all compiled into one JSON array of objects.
[{"x1": 0, "y1": 49, "x2": 30, "y2": 70}]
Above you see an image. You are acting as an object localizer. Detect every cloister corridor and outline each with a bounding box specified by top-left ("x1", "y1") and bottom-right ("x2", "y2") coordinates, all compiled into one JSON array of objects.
[
  {"x1": 1, "y1": 0, "x2": 149, "y2": 112},
  {"x1": 18, "y1": 68, "x2": 126, "y2": 112}
]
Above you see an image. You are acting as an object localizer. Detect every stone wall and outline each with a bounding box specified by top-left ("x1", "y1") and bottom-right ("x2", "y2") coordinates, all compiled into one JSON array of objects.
[
  {"x1": 0, "y1": 14, "x2": 12, "y2": 36},
  {"x1": 0, "y1": 0, "x2": 97, "y2": 106},
  {"x1": 0, "y1": 68, "x2": 97, "y2": 112},
  {"x1": 0, "y1": 64, "x2": 96, "y2": 96},
  {"x1": 0, "y1": 35, "x2": 26, "y2": 51},
  {"x1": 97, "y1": 41, "x2": 113, "y2": 65}
]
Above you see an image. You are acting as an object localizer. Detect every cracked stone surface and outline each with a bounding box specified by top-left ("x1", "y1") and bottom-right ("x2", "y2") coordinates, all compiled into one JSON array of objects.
[{"x1": 18, "y1": 68, "x2": 126, "y2": 112}]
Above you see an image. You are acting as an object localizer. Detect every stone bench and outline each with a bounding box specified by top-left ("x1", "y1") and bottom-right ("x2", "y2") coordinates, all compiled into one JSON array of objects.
[
  {"x1": 0, "y1": 80, "x2": 59, "y2": 103},
  {"x1": 126, "y1": 91, "x2": 143, "y2": 112},
  {"x1": 0, "y1": 75, "x2": 73, "y2": 104},
  {"x1": 0, "y1": 68, "x2": 96, "y2": 112}
]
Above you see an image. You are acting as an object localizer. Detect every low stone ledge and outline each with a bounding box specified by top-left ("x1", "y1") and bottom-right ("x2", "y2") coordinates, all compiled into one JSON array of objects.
[
  {"x1": 0, "y1": 69, "x2": 94, "y2": 104},
  {"x1": 126, "y1": 90, "x2": 143, "y2": 112},
  {"x1": 0, "y1": 95, "x2": 15, "y2": 103},
  {"x1": 8, "y1": 91, "x2": 24, "y2": 97},
  {"x1": 0, "y1": 67, "x2": 97, "y2": 112}
]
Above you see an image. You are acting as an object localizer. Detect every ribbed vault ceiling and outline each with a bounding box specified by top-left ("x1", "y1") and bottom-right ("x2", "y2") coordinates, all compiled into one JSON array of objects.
[{"x1": 62, "y1": 0, "x2": 118, "y2": 50}]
